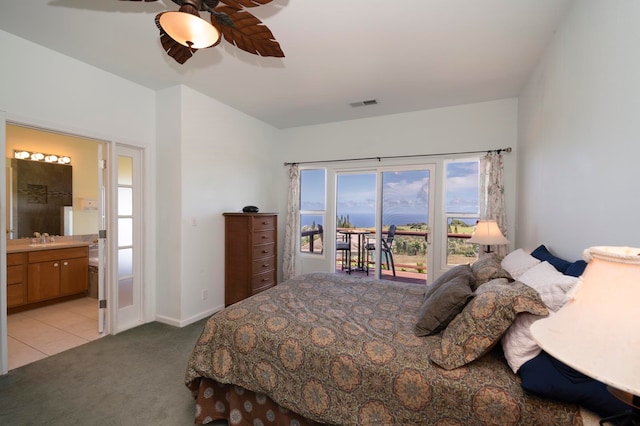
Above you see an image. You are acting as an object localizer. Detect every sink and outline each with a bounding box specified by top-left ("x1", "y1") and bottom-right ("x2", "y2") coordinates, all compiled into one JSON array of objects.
[
  {"x1": 30, "y1": 242, "x2": 78, "y2": 247},
  {"x1": 8, "y1": 240, "x2": 92, "y2": 253}
]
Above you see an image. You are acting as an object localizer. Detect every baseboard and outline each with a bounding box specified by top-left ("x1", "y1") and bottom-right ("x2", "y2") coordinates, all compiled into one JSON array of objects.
[{"x1": 155, "y1": 304, "x2": 224, "y2": 328}]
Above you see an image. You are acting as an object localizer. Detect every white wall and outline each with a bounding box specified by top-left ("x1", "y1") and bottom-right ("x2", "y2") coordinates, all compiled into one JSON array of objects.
[
  {"x1": 276, "y1": 99, "x2": 519, "y2": 277},
  {"x1": 0, "y1": 30, "x2": 155, "y2": 145},
  {"x1": 155, "y1": 86, "x2": 281, "y2": 326},
  {"x1": 517, "y1": 0, "x2": 640, "y2": 260},
  {"x1": 155, "y1": 87, "x2": 183, "y2": 322}
]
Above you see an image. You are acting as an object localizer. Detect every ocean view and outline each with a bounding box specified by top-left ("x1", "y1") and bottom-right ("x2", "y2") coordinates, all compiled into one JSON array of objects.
[
  {"x1": 302, "y1": 213, "x2": 427, "y2": 228},
  {"x1": 301, "y1": 213, "x2": 477, "y2": 228}
]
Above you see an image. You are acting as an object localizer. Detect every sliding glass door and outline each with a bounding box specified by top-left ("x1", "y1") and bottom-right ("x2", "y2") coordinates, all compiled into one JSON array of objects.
[
  {"x1": 335, "y1": 165, "x2": 434, "y2": 283},
  {"x1": 335, "y1": 172, "x2": 376, "y2": 274}
]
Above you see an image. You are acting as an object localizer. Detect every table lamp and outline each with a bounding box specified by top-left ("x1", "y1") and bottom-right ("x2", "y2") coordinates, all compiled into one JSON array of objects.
[
  {"x1": 468, "y1": 220, "x2": 509, "y2": 253},
  {"x1": 530, "y1": 246, "x2": 640, "y2": 420}
]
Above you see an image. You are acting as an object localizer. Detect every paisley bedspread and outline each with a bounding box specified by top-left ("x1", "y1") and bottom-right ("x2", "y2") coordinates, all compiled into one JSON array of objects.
[{"x1": 185, "y1": 272, "x2": 582, "y2": 425}]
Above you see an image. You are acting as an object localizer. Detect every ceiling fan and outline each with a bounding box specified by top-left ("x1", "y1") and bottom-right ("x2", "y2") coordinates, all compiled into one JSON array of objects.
[{"x1": 120, "y1": 0, "x2": 284, "y2": 64}]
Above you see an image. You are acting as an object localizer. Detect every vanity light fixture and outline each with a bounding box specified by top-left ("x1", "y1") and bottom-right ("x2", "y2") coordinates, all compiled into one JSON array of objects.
[{"x1": 14, "y1": 150, "x2": 71, "y2": 165}]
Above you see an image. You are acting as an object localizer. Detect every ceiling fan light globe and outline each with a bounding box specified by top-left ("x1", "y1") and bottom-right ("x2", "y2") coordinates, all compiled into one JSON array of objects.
[{"x1": 157, "y1": 11, "x2": 220, "y2": 49}]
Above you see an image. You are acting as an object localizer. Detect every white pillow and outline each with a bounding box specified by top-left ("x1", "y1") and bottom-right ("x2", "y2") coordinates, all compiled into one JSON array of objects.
[
  {"x1": 501, "y1": 248, "x2": 540, "y2": 279},
  {"x1": 501, "y1": 313, "x2": 544, "y2": 373},
  {"x1": 518, "y1": 261, "x2": 578, "y2": 311}
]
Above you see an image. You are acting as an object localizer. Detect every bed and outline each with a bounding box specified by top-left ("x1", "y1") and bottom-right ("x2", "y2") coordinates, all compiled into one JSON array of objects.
[{"x1": 185, "y1": 269, "x2": 584, "y2": 425}]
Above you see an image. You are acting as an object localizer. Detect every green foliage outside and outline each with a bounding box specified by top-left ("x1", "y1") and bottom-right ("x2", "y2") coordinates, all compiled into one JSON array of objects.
[
  {"x1": 447, "y1": 219, "x2": 479, "y2": 259},
  {"x1": 336, "y1": 214, "x2": 352, "y2": 228}
]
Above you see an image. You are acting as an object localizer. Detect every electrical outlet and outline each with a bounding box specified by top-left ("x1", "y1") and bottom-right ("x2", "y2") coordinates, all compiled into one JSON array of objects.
[{"x1": 201, "y1": 289, "x2": 208, "y2": 300}]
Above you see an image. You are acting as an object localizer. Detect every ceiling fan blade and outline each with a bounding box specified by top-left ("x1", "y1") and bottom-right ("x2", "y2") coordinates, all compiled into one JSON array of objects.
[
  {"x1": 154, "y1": 13, "x2": 198, "y2": 64},
  {"x1": 159, "y1": 32, "x2": 198, "y2": 64},
  {"x1": 218, "y1": 0, "x2": 274, "y2": 8},
  {"x1": 214, "y1": 6, "x2": 284, "y2": 57}
]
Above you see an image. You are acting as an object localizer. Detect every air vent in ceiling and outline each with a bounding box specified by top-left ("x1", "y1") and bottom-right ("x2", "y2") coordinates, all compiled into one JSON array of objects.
[{"x1": 349, "y1": 99, "x2": 378, "y2": 107}]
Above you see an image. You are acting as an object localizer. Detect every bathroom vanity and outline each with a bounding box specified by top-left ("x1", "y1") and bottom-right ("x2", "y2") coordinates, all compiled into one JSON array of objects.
[{"x1": 6, "y1": 241, "x2": 89, "y2": 312}]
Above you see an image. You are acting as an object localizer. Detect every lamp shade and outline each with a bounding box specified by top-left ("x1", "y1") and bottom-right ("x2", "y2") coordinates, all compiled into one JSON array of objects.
[
  {"x1": 530, "y1": 246, "x2": 640, "y2": 396},
  {"x1": 156, "y1": 2, "x2": 220, "y2": 49},
  {"x1": 468, "y1": 220, "x2": 509, "y2": 245}
]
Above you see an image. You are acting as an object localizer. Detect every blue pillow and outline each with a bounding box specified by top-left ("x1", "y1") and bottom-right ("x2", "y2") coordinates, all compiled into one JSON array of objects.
[
  {"x1": 519, "y1": 352, "x2": 628, "y2": 418},
  {"x1": 564, "y1": 260, "x2": 587, "y2": 277},
  {"x1": 531, "y1": 245, "x2": 571, "y2": 273}
]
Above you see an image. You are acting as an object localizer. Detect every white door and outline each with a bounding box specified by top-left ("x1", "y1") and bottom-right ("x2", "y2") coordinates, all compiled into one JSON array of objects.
[
  {"x1": 97, "y1": 144, "x2": 107, "y2": 333},
  {"x1": 113, "y1": 146, "x2": 143, "y2": 332}
]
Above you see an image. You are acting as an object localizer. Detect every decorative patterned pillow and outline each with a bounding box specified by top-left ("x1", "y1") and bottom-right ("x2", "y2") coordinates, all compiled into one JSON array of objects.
[
  {"x1": 470, "y1": 253, "x2": 512, "y2": 289},
  {"x1": 423, "y1": 264, "x2": 475, "y2": 301},
  {"x1": 430, "y1": 280, "x2": 548, "y2": 370},
  {"x1": 414, "y1": 275, "x2": 475, "y2": 336}
]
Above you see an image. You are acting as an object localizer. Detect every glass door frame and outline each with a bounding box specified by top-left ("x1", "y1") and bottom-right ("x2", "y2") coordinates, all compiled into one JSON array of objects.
[
  {"x1": 109, "y1": 144, "x2": 144, "y2": 333},
  {"x1": 372, "y1": 164, "x2": 435, "y2": 281},
  {"x1": 334, "y1": 162, "x2": 436, "y2": 283}
]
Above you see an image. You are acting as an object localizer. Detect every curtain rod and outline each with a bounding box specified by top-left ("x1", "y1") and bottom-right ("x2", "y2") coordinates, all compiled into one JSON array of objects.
[{"x1": 283, "y1": 147, "x2": 512, "y2": 166}]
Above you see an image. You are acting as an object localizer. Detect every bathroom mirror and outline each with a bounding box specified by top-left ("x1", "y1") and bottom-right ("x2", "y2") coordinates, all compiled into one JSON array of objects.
[
  {"x1": 6, "y1": 124, "x2": 101, "y2": 240},
  {"x1": 10, "y1": 159, "x2": 72, "y2": 239}
]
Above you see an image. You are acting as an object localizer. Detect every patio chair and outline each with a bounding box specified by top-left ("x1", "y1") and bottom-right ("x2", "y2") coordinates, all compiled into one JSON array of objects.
[
  {"x1": 366, "y1": 224, "x2": 396, "y2": 276},
  {"x1": 336, "y1": 231, "x2": 351, "y2": 273}
]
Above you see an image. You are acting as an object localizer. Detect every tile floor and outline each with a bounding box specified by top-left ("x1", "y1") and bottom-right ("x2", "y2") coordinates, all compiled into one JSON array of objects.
[{"x1": 7, "y1": 297, "x2": 103, "y2": 370}]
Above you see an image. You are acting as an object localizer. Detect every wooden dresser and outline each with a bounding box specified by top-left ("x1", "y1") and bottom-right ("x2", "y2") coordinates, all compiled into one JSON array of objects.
[{"x1": 223, "y1": 213, "x2": 277, "y2": 306}]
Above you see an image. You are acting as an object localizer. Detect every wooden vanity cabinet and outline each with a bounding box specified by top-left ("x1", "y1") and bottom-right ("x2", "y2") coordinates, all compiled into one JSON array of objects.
[
  {"x1": 27, "y1": 247, "x2": 89, "y2": 302},
  {"x1": 7, "y1": 253, "x2": 28, "y2": 308},
  {"x1": 224, "y1": 213, "x2": 277, "y2": 306}
]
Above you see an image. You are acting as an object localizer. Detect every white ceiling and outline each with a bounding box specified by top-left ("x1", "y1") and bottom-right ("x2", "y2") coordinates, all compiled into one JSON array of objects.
[{"x1": 0, "y1": 0, "x2": 573, "y2": 129}]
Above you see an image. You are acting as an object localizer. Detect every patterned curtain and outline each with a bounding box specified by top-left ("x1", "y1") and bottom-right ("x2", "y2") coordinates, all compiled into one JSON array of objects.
[
  {"x1": 282, "y1": 164, "x2": 300, "y2": 281},
  {"x1": 479, "y1": 151, "x2": 508, "y2": 258}
]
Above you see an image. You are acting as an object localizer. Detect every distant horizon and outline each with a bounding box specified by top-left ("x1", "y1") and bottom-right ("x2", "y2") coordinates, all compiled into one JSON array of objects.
[{"x1": 302, "y1": 213, "x2": 477, "y2": 229}]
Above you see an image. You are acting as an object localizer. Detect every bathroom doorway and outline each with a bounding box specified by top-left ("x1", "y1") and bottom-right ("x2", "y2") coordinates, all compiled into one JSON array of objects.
[{"x1": 4, "y1": 123, "x2": 107, "y2": 370}]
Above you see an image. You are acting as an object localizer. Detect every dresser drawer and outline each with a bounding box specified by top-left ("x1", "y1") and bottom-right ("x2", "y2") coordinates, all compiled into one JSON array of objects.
[
  {"x1": 252, "y1": 257, "x2": 275, "y2": 274},
  {"x1": 254, "y1": 229, "x2": 276, "y2": 244},
  {"x1": 252, "y1": 243, "x2": 276, "y2": 259},
  {"x1": 251, "y1": 271, "x2": 275, "y2": 293},
  {"x1": 253, "y1": 215, "x2": 276, "y2": 231},
  {"x1": 7, "y1": 265, "x2": 25, "y2": 285}
]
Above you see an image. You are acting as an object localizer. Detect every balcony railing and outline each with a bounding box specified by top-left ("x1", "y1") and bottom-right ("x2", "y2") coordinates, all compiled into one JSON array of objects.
[{"x1": 302, "y1": 228, "x2": 477, "y2": 277}]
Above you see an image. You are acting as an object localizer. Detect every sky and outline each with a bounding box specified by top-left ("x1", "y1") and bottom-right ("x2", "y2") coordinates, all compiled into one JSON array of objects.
[{"x1": 300, "y1": 161, "x2": 479, "y2": 222}]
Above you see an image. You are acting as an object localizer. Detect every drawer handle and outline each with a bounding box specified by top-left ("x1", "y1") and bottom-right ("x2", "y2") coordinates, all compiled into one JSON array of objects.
[
  {"x1": 262, "y1": 263, "x2": 269, "y2": 267},
  {"x1": 262, "y1": 221, "x2": 268, "y2": 225},
  {"x1": 262, "y1": 235, "x2": 267, "y2": 239},
  {"x1": 262, "y1": 278, "x2": 269, "y2": 282},
  {"x1": 63, "y1": 261, "x2": 69, "y2": 266},
  {"x1": 54, "y1": 263, "x2": 59, "y2": 267},
  {"x1": 262, "y1": 250, "x2": 268, "y2": 253}
]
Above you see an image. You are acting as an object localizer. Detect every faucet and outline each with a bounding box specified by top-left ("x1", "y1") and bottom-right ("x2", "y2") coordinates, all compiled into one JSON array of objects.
[{"x1": 33, "y1": 232, "x2": 49, "y2": 244}]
